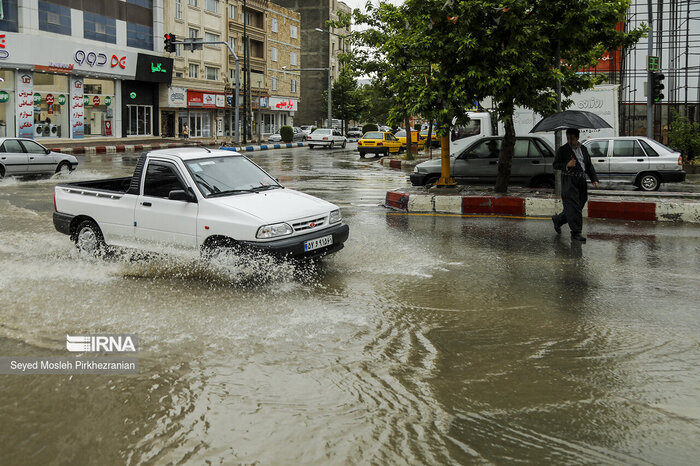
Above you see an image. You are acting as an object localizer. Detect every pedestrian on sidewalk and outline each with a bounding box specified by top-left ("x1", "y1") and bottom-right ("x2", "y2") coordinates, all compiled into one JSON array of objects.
[
  {"x1": 551, "y1": 128, "x2": 599, "y2": 243},
  {"x1": 182, "y1": 123, "x2": 189, "y2": 139}
]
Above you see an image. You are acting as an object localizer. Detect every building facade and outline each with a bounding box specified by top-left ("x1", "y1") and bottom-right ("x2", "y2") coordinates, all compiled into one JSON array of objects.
[
  {"x1": 272, "y1": 0, "x2": 350, "y2": 127},
  {"x1": 0, "y1": 0, "x2": 169, "y2": 140}
]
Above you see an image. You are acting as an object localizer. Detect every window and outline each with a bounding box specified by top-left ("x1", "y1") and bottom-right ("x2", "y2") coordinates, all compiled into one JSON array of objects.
[
  {"x1": 271, "y1": 77, "x2": 278, "y2": 91},
  {"x1": 189, "y1": 0, "x2": 198, "y2": 6},
  {"x1": 290, "y1": 52, "x2": 298, "y2": 66},
  {"x1": 244, "y1": 11, "x2": 251, "y2": 25},
  {"x1": 271, "y1": 18, "x2": 278, "y2": 33},
  {"x1": 639, "y1": 139, "x2": 659, "y2": 157},
  {"x1": 189, "y1": 27, "x2": 199, "y2": 38},
  {"x1": 83, "y1": 12, "x2": 116, "y2": 44},
  {"x1": 205, "y1": 66, "x2": 219, "y2": 80},
  {"x1": 1, "y1": 140, "x2": 25, "y2": 153},
  {"x1": 290, "y1": 79, "x2": 297, "y2": 93},
  {"x1": 127, "y1": 23, "x2": 153, "y2": 50},
  {"x1": 228, "y1": 37, "x2": 236, "y2": 54},
  {"x1": 585, "y1": 140, "x2": 609, "y2": 158},
  {"x1": 229, "y1": 4, "x2": 236, "y2": 20},
  {"x1": 189, "y1": 63, "x2": 199, "y2": 78},
  {"x1": 20, "y1": 140, "x2": 47, "y2": 154},
  {"x1": 175, "y1": 0, "x2": 182, "y2": 19},
  {"x1": 466, "y1": 139, "x2": 501, "y2": 159},
  {"x1": 452, "y1": 121, "x2": 481, "y2": 141},
  {"x1": 613, "y1": 140, "x2": 645, "y2": 157},
  {"x1": 205, "y1": 0, "x2": 218, "y2": 13},
  {"x1": 38, "y1": 1, "x2": 71, "y2": 35},
  {"x1": 290, "y1": 25, "x2": 298, "y2": 39},
  {"x1": 205, "y1": 32, "x2": 220, "y2": 43},
  {"x1": 144, "y1": 162, "x2": 186, "y2": 198},
  {"x1": 0, "y1": 0, "x2": 19, "y2": 32},
  {"x1": 270, "y1": 47, "x2": 278, "y2": 62}
]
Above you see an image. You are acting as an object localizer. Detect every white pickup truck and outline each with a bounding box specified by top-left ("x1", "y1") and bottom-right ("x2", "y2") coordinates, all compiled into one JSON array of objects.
[{"x1": 53, "y1": 148, "x2": 349, "y2": 259}]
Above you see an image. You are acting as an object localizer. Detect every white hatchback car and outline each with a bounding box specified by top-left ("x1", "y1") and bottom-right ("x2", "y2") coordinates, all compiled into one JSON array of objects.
[
  {"x1": 308, "y1": 129, "x2": 347, "y2": 149},
  {"x1": 0, "y1": 137, "x2": 78, "y2": 178},
  {"x1": 582, "y1": 137, "x2": 685, "y2": 191}
]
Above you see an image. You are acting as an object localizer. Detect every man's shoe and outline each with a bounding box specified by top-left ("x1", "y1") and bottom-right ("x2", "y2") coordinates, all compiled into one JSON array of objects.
[
  {"x1": 571, "y1": 233, "x2": 587, "y2": 243},
  {"x1": 551, "y1": 216, "x2": 561, "y2": 234}
]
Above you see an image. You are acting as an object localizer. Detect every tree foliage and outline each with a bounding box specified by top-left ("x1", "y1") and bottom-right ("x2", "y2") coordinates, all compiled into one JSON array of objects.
[{"x1": 668, "y1": 109, "x2": 700, "y2": 161}]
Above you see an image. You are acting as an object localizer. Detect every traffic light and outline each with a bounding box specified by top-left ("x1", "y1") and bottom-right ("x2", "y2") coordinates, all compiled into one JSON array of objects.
[
  {"x1": 651, "y1": 72, "x2": 665, "y2": 103},
  {"x1": 164, "y1": 33, "x2": 176, "y2": 53}
]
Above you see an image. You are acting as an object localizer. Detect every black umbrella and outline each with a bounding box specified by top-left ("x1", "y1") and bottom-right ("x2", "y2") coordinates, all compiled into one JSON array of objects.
[{"x1": 530, "y1": 110, "x2": 612, "y2": 133}]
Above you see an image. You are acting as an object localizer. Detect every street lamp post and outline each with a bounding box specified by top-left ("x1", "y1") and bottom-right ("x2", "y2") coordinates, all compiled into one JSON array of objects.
[{"x1": 316, "y1": 27, "x2": 347, "y2": 131}]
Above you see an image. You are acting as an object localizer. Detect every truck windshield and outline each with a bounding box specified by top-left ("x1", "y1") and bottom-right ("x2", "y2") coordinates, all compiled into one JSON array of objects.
[{"x1": 185, "y1": 156, "x2": 280, "y2": 198}]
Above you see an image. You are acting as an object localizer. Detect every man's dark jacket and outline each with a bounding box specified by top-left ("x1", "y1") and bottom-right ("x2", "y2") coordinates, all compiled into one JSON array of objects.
[{"x1": 553, "y1": 143, "x2": 599, "y2": 183}]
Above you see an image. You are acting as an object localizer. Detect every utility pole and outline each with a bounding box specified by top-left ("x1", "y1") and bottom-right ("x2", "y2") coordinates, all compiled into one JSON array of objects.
[
  {"x1": 646, "y1": 0, "x2": 654, "y2": 139},
  {"x1": 554, "y1": 39, "x2": 562, "y2": 195},
  {"x1": 243, "y1": 0, "x2": 248, "y2": 143}
]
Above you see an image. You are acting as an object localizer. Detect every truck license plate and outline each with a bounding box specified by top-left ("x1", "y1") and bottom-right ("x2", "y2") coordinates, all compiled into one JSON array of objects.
[{"x1": 304, "y1": 235, "x2": 333, "y2": 252}]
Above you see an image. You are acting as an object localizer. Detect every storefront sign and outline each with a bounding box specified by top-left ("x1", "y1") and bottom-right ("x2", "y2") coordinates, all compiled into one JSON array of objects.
[
  {"x1": 135, "y1": 54, "x2": 173, "y2": 84},
  {"x1": 70, "y1": 77, "x2": 85, "y2": 139},
  {"x1": 203, "y1": 94, "x2": 216, "y2": 107},
  {"x1": 0, "y1": 34, "x2": 10, "y2": 60},
  {"x1": 168, "y1": 87, "x2": 187, "y2": 108},
  {"x1": 0, "y1": 91, "x2": 9, "y2": 103},
  {"x1": 16, "y1": 73, "x2": 34, "y2": 138},
  {"x1": 226, "y1": 94, "x2": 234, "y2": 107},
  {"x1": 104, "y1": 96, "x2": 111, "y2": 106},
  {"x1": 215, "y1": 95, "x2": 225, "y2": 108},
  {"x1": 104, "y1": 120, "x2": 112, "y2": 136},
  {"x1": 35, "y1": 63, "x2": 74, "y2": 74},
  {"x1": 130, "y1": 92, "x2": 136, "y2": 99},
  {"x1": 83, "y1": 96, "x2": 89, "y2": 106},
  {"x1": 260, "y1": 96, "x2": 269, "y2": 109},
  {"x1": 269, "y1": 97, "x2": 297, "y2": 112},
  {"x1": 187, "y1": 90, "x2": 225, "y2": 108},
  {"x1": 33, "y1": 93, "x2": 41, "y2": 104},
  {"x1": 58, "y1": 94, "x2": 66, "y2": 105},
  {"x1": 92, "y1": 95, "x2": 100, "y2": 106},
  {"x1": 46, "y1": 94, "x2": 54, "y2": 105}
]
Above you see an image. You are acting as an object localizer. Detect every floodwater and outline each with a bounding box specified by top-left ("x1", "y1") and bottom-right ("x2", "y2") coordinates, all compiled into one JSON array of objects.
[{"x1": 1, "y1": 145, "x2": 699, "y2": 464}]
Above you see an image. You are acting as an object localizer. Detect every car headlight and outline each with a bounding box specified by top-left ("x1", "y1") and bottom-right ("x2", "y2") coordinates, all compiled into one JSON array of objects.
[
  {"x1": 414, "y1": 166, "x2": 419, "y2": 173},
  {"x1": 256, "y1": 222, "x2": 293, "y2": 239},
  {"x1": 329, "y1": 209, "x2": 342, "y2": 224}
]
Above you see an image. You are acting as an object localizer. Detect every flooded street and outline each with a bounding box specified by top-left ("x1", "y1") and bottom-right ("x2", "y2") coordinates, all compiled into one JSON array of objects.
[{"x1": 1, "y1": 145, "x2": 699, "y2": 464}]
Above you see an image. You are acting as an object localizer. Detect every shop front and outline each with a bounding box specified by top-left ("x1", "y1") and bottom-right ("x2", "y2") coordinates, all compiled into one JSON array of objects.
[
  {"x1": 182, "y1": 90, "x2": 226, "y2": 138},
  {"x1": 264, "y1": 96, "x2": 298, "y2": 134},
  {"x1": 0, "y1": 32, "x2": 138, "y2": 139}
]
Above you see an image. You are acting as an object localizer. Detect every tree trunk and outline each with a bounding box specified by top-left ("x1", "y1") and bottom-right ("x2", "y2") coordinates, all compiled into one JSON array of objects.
[
  {"x1": 494, "y1": 108, "x2": 516, "y2": 193},
  {"x1": 404, "y1": 115, "x2": 414, "y2": 160},
  {"x1": 427, "y1": 120, "x2": 433, "y2": 159}
]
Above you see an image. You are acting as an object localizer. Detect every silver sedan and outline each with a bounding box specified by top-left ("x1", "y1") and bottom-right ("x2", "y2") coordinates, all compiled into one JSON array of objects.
[{"x1": 0, "y1": 138, "x2": 78, "y2": 178}]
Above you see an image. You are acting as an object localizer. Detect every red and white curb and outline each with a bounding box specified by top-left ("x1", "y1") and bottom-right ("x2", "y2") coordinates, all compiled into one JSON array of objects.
[
  {"x1": 385, "y1": 190, "x2": 700, "y2": 223},
  {"x1": 51, "y1": 141, "x2": 220, "y2": 155}
]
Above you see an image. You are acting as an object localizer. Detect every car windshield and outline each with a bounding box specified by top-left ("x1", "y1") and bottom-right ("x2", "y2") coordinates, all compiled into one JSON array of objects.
[
  {"x1": 312, "y1": 129, "x2": 331, "y2": 135},
  {"x1": 395, "y1": 130, "x2": 406, "y2": 137},
  {"x1": 364, "y1": 132, "x2": 382, "y2": 139},
  {"x1": 185, "y1": 156, "x2": 280, "y2": 198}
]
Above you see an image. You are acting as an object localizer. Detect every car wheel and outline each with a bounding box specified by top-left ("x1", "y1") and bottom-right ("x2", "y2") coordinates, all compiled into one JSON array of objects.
[
  {"x1": 342, "y1": 141, "x2": 346, "y2": 149},
  {"x1": 330, "y1": 141, "x2": 335, "y2": 149},
  {"x1": 0, "y1": 165, "x2": 5, "y2": 179},
  {"x1": 637, "y1": 173, "x2": 660, "y2": 191},
  {"x1": 74, "y1": 219, "x2": 106, "y2": 256},
  {"x1": 55, "y1": 161, "x2": 72, "y2": 175},
  {"x1": 532, "y1": 176, "x2": 554, "y2": 189},
  {"x1": 309, "y1": 144, "x2": 315, "y2": 149},
  {"x1": 359, "y1": 152, "x2": 365, "y2": 158},
  {"x1": 424, "y1": 174, "x2": 440, "y2": 186}
]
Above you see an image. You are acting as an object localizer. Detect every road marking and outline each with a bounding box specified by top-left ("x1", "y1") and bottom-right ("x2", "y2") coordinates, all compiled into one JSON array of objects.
[{"x1": 386, "y1": 212, "x2": 550, "y2": 220}]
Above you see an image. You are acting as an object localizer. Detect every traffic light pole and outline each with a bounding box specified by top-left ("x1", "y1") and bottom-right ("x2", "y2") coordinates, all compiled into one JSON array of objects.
[
  {"x1": 168, "y1": 39, "x2": 241, "y2": 144},
  {"x1": 647, "y1": 0, "x2": 653, "y2": 139}
]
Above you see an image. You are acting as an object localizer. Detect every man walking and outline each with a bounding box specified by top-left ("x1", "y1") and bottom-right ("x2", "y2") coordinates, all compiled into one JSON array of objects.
[{"x1": 552, "y1": 128, "x2": 599, "y2": 242}]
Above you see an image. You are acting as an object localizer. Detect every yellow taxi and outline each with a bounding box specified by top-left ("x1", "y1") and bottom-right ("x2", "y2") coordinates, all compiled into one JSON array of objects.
[
  {"x1": 420, "y1": 129, "x2": 441, "y2": 147},
  {"x1": 394, "y1": 129, "x2": 425, "y2": 148},
  {"x1": 357, "y1": 131, "x2": 402, "y2": 158}
]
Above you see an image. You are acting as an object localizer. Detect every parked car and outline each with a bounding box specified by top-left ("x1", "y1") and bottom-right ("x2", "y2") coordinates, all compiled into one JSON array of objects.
[
  {"x1": 394, "y1": 129, "x2": 425, "y2": 148},
  {"x1": 357, "y1": 131, "x2": 402, "y2": 158},
  {"x1": 53, "y1": 148, "x2": 349, "y2": 260},
  {"x1": 582, "y1": 136, "x2": 685, "y2": 191},
  {"x1": 300, "y1": 125, "x2": 315, "y2": 136},
  {"x1": 379, "y1": 125, "x2": 393, "y2": 132},
  {"x1": 0, "y1": 137, "x2": 78, "y2": 178},
  {"x1": 267, "y1": 127, "x2": 307, "y2": 143},
  {"x1": 346, "y1": 126, "x2": 363, "y2": 138},
  {"x1": 308, "y1": 129, "x2": 347, "y2": 149},
  {"x1": 419, "y1": 129, "x2": 441, "y2": 148},
  {"x1": 410, "y1": 136, "x2": 555, "y2": 187}
]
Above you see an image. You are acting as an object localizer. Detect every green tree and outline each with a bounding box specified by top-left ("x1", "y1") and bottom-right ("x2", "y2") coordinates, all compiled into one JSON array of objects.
[
  {"x1": 322, "y1": 68, "x2": 366, "y2": 132},
  {"x1": 667, "y1": 109, "x2": 700, "y2": 161}
]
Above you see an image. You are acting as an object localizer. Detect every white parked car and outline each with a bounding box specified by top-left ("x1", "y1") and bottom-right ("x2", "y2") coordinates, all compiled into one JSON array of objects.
[
  {"x1": 267, "y1": 127, "x2": 307, "y2": 143},
  {"x1": 53, "y1": 148, "x2": 349, "y2": 259},
  {"x1": 582, "y1": 136, "x2": 685, "y2": 191},
  {"x1": 300, "y1": 125, "x2": 314, "y2": 136},
  {"x1": 0, "y1": 137, "x2": 78, "y2": 178},
  {"x1": 308, "y1": 128, "x2": 347, "y2": 149}
]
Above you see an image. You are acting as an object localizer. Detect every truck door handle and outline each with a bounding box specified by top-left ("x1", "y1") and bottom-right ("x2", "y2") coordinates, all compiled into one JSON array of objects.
[{"x1": 141, "y1": 202, "x2": 152, "y2": 207}]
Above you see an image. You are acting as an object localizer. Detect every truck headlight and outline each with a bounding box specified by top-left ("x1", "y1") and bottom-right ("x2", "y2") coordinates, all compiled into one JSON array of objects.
[
  {"x1": 256, "y1": 222, "x2": 293, "y2": 239},
  {"x1": 329, "y1": 209, "x2": 342, "y2": 224}
]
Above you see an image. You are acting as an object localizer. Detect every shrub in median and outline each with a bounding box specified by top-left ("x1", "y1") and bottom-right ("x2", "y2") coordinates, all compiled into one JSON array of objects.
[
  {"x1": 362, "y1": 123, "x2": 378, "y2": 134},
  {"x1": 280, "y1": 126, "x2": 294, "y2": 143}
]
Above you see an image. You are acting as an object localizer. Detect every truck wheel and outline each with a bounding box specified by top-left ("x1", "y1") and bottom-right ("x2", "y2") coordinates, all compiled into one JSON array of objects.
[
  {"x1": 637, "y1": 173, "x2": 660, "y2": 191},
  {"x1": 74, "y1": 219, "x2": 105, "y2": 256}
]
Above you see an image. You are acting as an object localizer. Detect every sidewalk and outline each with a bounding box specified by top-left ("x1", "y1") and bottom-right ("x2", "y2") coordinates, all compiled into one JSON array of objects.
[{"x1": 385, "y1": 186, "x2": 700, "y2": 223}]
